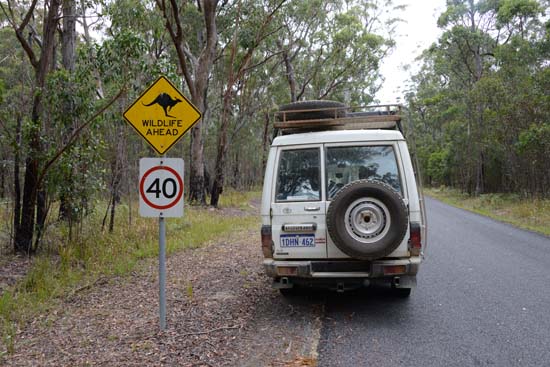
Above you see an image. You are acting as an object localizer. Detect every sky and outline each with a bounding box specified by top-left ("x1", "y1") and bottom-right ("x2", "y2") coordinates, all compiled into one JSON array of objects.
[{"x1": 375, "y1": 0, "x2": 447, "y2": 103}]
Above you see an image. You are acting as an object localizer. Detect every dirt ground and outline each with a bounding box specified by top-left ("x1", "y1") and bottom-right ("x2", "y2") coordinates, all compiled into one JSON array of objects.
[
  {"x1": 0, "y1": 255, "x2": 32, "y2": 296},
  {"x1": 1, "y1": 207, "x2": 324, "y2": 366}
]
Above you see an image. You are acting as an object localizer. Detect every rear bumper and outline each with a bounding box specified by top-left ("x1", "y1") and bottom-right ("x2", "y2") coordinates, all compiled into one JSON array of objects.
[{"x1": 263, "y1": 257, "x2": 421, "y2": 279}]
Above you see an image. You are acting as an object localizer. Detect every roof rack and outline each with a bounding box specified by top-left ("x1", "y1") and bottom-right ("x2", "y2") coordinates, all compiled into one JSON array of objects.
[{"x1": 274, "y1": 104, "x2": 404, "y2": 135}]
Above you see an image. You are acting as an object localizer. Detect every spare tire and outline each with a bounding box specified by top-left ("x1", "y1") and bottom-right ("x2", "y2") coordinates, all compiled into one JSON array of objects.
[
  {"x1": 278, "y1": 100, "x2": 347, "y2": 121},
  {"x1": 326, "y1": 180, "x2": 408, "y2": 260}
]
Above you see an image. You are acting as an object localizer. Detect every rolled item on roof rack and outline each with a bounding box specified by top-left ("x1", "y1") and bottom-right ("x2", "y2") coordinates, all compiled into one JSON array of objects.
[{"x1": 274, "y1": 100, "x2": 403, "y2": 134}]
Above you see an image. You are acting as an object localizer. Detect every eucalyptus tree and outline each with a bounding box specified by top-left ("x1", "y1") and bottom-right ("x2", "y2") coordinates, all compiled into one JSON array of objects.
[
  {"x1": 0, "y1": 24, "x2": 34, "y2": 245},
  {"x1": 57, "y1": 0, "x2": 78, "y2": 221},
  {"x1": 208, "y1": 0, "x2": 286, "y2": 207},
  {"x1": 407, "y1": 0, "x2": 549, "y2": 196},
  {"x1": 275, "y1": 0, "x2": 398, "y2": 105},
  {"x1": 155, "y1": 0, "x2": 218, "y2": 205},
  {"x1": 0, "y1": 0, "x2": 63, "y2": 252},
  {"x1": 433, "y1": 0, "x2": 507, "y2": 194},
  {"x1": 205, "y1": 0, "x2": 401, "y2": 202},
  {"x1": 0, "y1": 0, "x2": 147, "y2": 251}
]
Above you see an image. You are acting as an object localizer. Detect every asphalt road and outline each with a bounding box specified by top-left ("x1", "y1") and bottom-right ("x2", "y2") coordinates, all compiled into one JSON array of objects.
[{"x1": 316, "y1": 196, "x2": 550, "y2": 367}]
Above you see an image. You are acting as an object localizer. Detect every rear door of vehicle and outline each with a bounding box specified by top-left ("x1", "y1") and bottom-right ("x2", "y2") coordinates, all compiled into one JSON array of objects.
[
  {"x1": 271, "y1": 145, "x2": 327, "y2": 259},
  {"x1": 324, "y1": 142, "x2": 410, "y2": 258}
]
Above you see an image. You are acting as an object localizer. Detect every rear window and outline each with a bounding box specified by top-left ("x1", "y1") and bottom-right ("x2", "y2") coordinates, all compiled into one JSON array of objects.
[
  {"x1": 276, "y1": 148, "x2": 321, "y2": 202},
  {"x1": 326, "y1": 145, "x2": 401, "y2": 199}
]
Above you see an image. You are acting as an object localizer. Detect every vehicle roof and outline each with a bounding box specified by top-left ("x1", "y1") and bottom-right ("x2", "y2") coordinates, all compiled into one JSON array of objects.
[{"x1": 271, "y1": 129, "x2": 405, "y2": 147}]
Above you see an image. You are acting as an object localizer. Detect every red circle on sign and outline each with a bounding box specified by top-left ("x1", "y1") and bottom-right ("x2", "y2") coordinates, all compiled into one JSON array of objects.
[{"x1": 140, "y1": 165, "x2": 184, "y2": 210}]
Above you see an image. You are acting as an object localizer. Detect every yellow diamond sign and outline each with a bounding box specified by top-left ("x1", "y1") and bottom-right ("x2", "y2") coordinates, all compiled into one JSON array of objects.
[{"x1": 123, "y1": 76, "x2": 201, "y2": 155}]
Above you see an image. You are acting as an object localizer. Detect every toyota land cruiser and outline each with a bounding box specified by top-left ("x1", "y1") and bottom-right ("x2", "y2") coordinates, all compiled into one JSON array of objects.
[{"x1": 260, "y1": 101, "x2": 427, "y2": 296}]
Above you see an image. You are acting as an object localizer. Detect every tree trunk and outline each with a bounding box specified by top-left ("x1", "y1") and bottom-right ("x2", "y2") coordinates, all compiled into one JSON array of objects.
[
  {"x1": 109, "y1": 193, "x2": 117, "y2": 233},
  {"x1": 12, "y1": 117, "x2": 22, "y2": 253},
  {"x1": 261, "y1": 111, "x2": 270, "y2": 174},
  {"x1": 108, "y1": 150, "x2": 122, "y2": 233},
  {"x1": 16, "y1": 155, "x2": 38, "y2": 253},
  {"x1": 59, "y1": 0, "x2": 77, "y2": 220},
  {"x1": 79, "y1": 0, "x2": 104, "y2": 98},
  {"x1": 232, "y1": 151, "x2": 239, "y2": 189},
  {"x1": 210, "y1": 93, "x2": 232, "y2": 207},
  {"x1": 156, "y1": 0, "x2": 218, "y2": 205},
  {"x1": 277, "y1": 40, "x2": 297, "y2": 102},
  {"x1": 14, "y1": 0, "x2": 61, "y2": 254},
  {"x1": 59, "y1": 0, "x2": 76, "y2": 218},
  {"x1": 61, "y1": 0, "x2": 76, "y2": 71},
  {"x1": 34, "y1": 188, "x2": 48, "y2": 249},
  {"x1": 188, "y1": 120, "x2": 206, "y2": 205}
]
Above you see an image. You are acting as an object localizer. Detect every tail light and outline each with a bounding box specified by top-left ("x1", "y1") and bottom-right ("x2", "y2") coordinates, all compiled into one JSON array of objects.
[
  {"x1": 409, "y1": 222, "x2": 422, "y2": 256},
  {"x1": 383, "y1": 265, "x2": 407, "y2": 275},
  {"x1": 261, "y1": 225, "x2": 273, "y2": 258}
]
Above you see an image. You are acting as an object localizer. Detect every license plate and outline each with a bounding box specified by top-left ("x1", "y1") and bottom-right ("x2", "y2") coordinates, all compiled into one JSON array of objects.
[{"x1": 280, "y1": 234, "x2": 315, "y2": 248}]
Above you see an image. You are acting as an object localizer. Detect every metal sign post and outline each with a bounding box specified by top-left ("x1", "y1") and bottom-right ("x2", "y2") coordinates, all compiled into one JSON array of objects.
[
  {"x1": 139, "y1": 157, "x2": 184, "y2": 331},
  {"x1": 125, "y1": 75, "x2": 201, "y2": 332},
  {"x1": 159, "y1": 211, "x2": 166, "y2": 330},
  {"x1": 159, "y1": 155, "x2": 167, "y2": 331}
]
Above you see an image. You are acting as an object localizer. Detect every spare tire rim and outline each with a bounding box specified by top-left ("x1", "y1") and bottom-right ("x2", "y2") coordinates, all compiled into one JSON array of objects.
[{"x1": 344, "y1": 197, "x2": 391, "y2": 244}]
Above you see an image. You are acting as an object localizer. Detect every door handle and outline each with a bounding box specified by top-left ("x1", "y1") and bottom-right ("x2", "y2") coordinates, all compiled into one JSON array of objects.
[{"x1": 304, "y1": 206, "x2": 320, "y2": 212}]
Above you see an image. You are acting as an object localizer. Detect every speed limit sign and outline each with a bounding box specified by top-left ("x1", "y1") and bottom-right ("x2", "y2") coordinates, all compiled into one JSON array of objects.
[{"x1": 139, "y1": 158, "x2": 184, "y2": 217}]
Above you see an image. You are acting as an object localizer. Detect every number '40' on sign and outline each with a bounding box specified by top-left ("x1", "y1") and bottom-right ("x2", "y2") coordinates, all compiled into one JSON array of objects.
[{"x1": 146, "y1": 177, "x2": 178, "y2": 199}]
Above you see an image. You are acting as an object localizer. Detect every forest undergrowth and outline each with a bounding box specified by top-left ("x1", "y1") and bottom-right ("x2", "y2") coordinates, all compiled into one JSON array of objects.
[{"x1": 0, "y1": 190, "x2": 260, "y2": 355}]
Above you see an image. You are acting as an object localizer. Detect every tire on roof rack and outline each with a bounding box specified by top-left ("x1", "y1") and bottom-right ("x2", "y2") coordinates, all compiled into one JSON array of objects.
[{"x1": 278, "y1": 100, "x2": 347, "y2": 121}]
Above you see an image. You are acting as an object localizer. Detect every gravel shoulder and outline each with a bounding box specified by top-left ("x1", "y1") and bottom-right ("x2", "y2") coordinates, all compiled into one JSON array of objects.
[{"x1": 3, "y1": 222, "x2": 323, "y2": 366}]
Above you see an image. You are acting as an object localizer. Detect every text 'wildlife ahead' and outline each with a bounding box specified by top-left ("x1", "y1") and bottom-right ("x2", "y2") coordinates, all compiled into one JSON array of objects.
[{"x1": 123, "y1": 76, "x2": 201, "y2": 155}]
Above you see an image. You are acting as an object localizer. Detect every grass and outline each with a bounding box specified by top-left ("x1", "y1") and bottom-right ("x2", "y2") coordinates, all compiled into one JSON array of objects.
[
  {"x1": 425, "y1": 187, "x2": 550, "y2": 236},
  {"x1": 0, "y1": 190, "x2": 260, "y2": 355},
  {"x1": 218, "y1": 187, "x2": 261, "y2": 209}
]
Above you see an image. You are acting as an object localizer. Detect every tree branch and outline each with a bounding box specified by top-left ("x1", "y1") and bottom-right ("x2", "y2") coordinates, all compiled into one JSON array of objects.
[
  {"x1": 1, "y1": 0, "x2": 40, "y2": 68},
  {"x1": 244, "y1": 50, "x2": 284, "y2": 73},
  {"x1": 156, "y1": 0, "x2": 195, "y2": 96}
]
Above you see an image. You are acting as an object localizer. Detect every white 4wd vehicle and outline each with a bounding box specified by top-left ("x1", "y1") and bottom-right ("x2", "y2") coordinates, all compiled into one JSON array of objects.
[{"x1": 260, "y1": 101, "x2": 427, "y2": 296}]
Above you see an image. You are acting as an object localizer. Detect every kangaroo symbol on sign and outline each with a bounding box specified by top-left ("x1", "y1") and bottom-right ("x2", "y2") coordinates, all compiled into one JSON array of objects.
[{"x1": 142, "y1": 93, "x2": 182, "y2": 118}]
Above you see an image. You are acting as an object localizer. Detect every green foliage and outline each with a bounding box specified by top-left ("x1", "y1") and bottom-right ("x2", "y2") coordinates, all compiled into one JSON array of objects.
[
  {"x1": 97, "y1": 30, "x2": 148, "y2": 84},
  {"x1": 427, "y1": 148, "x2": 450, "y2": 185},
  {"x1": 496, "y1": 0, "x2": 543, "y2": 26},
  {"x1": 266, "y1": 0, "x2": 397, "y2": 104},
  {"x1": 40, "y1": 61, "x2": 106, "y2": 222},
  {"x1": 407, "y1": 0, "x2": 550, "y2": 197},
  {"x1": 516, "y1": 123, "x2": 550, "y2": 156},
  {"x1": 0, "y1": 191, "x2": 260, "y2": 353}
]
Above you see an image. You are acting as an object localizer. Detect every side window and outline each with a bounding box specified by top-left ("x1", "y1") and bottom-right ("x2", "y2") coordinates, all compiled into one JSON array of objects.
[
  {"x1": 276, "y1": 148, "x2": 321, "y2": 202},
  {"x1": 326, "y1": 145, "x2": 401, "y2": 199}
]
